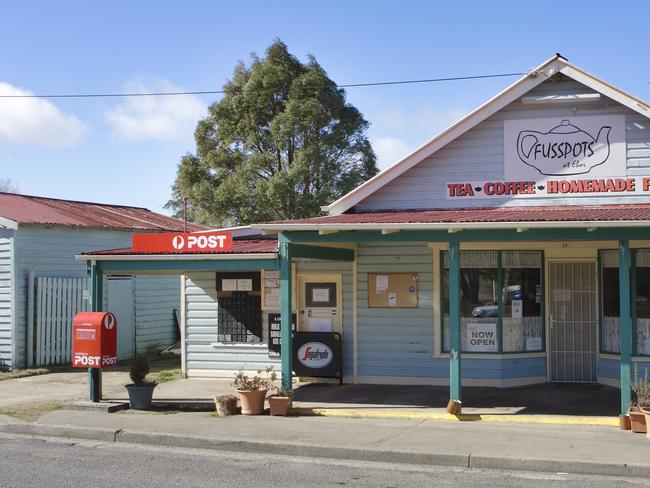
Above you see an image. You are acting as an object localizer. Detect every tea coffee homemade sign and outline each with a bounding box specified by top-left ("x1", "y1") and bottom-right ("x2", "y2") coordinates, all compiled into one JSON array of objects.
[{"x1": 447, "y1": 115, "x2": 637, "y2": 200}]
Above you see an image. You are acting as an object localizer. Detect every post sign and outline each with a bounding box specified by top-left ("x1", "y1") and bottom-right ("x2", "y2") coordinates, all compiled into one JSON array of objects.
[
  {"x1": 267, "y1": 313, "x2": 296, "y2": 358},
  {"x1": 465, "y1": 323, "x2": 498, "y2": 352},
  {"x1": 72, "y1": 312, "x2": 118, "y2": 368},
  {"x1": 447, "y1": 115, "x2": 633, "y2": 200},
  {"x1": 132, "y1": 232, "x2": 232, "y2": 253},
  {"x1": 292, "y1": 332, "x2": 342, "y2": 382}
]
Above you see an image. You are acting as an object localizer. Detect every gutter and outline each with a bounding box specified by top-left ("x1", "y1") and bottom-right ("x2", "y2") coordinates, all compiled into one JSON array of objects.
[
  {"x1": 253, "y1": 220, "x2": 650, "y2": 233},
  {"x1": 75, "y1": 252, "x2": 278, "y2": 262}
]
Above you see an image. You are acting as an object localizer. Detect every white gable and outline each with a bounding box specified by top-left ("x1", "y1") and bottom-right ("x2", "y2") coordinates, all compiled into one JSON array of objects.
[{"x1": 327, "y1": 55, "x2": 650, "y2": 215}]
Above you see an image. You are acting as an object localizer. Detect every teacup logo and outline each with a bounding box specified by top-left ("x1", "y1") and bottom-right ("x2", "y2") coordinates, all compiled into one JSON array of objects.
[{"x1": 516, "y1": 119, "x2": 611, "y2": 176}]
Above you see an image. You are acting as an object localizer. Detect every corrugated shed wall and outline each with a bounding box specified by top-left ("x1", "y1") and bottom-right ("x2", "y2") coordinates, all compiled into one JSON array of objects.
[
  {"x1": 0, "y1": 231, "x2": 14, "y2": 369},
  {"x1": 357, "y1": 78, "x2": 650, "y2": 211},
  {"x1": 134, "y1": 275, "x2": 180, "y2": 352},
  {"x1": 13, "y1": 225, "x2": 178, "y2": 368},
  {"x1": 184, "y1": 271, "x2": 278, "y2": 375}
]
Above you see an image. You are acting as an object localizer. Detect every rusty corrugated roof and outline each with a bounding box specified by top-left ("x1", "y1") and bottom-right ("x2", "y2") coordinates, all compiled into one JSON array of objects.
[
  {"x1": 83, "y1": 238, "x2": 278, "y2": 256},
  {"x1": 261, "y1": 204, "x2": 650, "y2": 226},
  {"x1": 0, "y1": 192, "x2": 205, "y2": 231}
]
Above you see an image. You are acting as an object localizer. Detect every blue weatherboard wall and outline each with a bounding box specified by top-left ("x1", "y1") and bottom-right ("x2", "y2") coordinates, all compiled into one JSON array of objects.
[{"x1": 356, "y1": 242, "x2": 547, "y2": 384}]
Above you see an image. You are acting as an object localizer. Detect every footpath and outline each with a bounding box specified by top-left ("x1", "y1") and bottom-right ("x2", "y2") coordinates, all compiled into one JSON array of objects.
[{"x1": 2, "y1": 407, "x2": 650, "y2": 478}]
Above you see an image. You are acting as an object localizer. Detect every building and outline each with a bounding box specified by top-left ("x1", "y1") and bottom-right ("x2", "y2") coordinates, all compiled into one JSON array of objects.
[
  {"x1": 0, "y1": 192, "x2": 203, "y2": 370},
  {"x1": 80, "y1": 54, "x2": 650, "y2": 415}
]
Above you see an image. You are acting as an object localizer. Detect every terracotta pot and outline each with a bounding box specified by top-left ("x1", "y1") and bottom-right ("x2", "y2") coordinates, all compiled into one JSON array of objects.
[
  {"x1": 619, "y1": 414, "x2": 631, "y2": 430},
  {"x1": 237, "y1": 389, "x2": 267, "y2": 415},
  {"x1": 629, "y1": 410, "x2": 647, "y2": 433},
  {"x1": 642, "y1": 409, "x2": 650, "y2": 439},
  {"x1": 268, "y1": 396, "x2": 292, "y2": 416}
]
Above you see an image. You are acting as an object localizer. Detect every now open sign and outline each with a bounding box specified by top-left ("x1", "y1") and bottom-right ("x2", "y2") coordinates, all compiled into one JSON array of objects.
[{"x1": 465, "y1": 323, "x2": 498, "y2": 352}]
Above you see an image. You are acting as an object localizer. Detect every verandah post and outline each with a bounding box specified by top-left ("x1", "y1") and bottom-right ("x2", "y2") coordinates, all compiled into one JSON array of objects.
[
  {"x1": 279, "y1": 237, "x2": 293, "y2": 390},
  {"x1": 88, "y1": 261, "x2": 103, "y2": 402},
  {"x1": 448, "y1": 239, "x2": 462, "y2": 403},
  {"x1": 619, "y1": 240, "x2": 632, "y2": 415}
]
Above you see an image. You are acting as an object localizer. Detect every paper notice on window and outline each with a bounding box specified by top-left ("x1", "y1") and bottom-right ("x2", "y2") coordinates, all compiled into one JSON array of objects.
[
  {"x1": 264, "y1": 270, "x2": 280, "y2": 288},
  {"x1": 312, "y1": 287, "x2": 330, "y2": 303},
  {"x1": 237, "y1": 279, "x2": 253, "y2": 291},
  {"x1": 511, "y1": 299, "x2": 523, "y2": 318},
  {"x1": 388, "y1": 293, "x2": 397, "y2": 307},
  {"x1": 376, "y1": 275, "x2": 389, "y2": 293},
  {"x1": 222, "y1": 279, "x2": 237, "y2": 291},
  {"x1": 309, "y1": 317, "x2": 333, "y2": 332},
  {"x1": 265, "y1": 288, "x2": 280, "y2": 308},
  {"x1": 526, "y1": 337, "x2": 542, "y2": 351}
]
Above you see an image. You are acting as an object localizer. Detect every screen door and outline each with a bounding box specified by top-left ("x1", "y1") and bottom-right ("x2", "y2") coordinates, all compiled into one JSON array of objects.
[
  {"x1": 297, "y1": 275, "x2": 341, "y2": 333},
  {"x1": 548, "y1": 261, "x2": 597, "y2": 382}
]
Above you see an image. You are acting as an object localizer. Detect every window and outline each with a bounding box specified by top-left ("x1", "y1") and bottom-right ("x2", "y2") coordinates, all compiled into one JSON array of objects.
[
  {"x1": 600, "y1": 249, "x2": 650, "y2": 356},
  {"x1": 442, "y1": 250, "x2": 543, "y2": 353},
  {"x1": 216, "y1": 272, "x2": 262, "y2": 343}
]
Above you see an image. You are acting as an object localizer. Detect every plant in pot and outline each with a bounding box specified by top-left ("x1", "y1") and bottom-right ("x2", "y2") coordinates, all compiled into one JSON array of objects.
[
  {"x1": 232, "y1": 367, "x2": 276, "y2": 415},
  {"x1": 629, "y1": 365, "x2": 650, "y2": 433},
  {"x1": 125, "y1": 356, "x2": 157, "y2": 410},
  {"x1": 268, "y1": 387, "x2": 293, "y2": 416}
]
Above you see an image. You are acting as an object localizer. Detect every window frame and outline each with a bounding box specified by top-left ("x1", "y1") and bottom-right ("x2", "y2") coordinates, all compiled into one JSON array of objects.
[{"x1": 440, "y1": 249, "x2": 545, "y2": 355}]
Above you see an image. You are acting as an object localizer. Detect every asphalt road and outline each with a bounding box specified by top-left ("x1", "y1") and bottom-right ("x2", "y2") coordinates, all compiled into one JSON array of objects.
[{"x1": 0, "y1": 433, "x2": 647, "y2": 488}]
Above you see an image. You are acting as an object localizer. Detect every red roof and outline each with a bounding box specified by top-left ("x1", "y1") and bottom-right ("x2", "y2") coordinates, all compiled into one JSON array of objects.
[
  {"x1": 262, "y1": 204, "x2": 650, "y2": 226},
  {"x1": 83, "y1": 238, "x2": 278, "y2": 256},
  {"x1": 0, "y1": 192, "x2": 205, "y2": 231}
]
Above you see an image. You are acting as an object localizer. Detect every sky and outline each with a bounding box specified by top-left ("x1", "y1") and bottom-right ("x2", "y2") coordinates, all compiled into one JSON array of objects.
[{"x1": 1, "y1": 0, "x2": 649, "y2": 214}]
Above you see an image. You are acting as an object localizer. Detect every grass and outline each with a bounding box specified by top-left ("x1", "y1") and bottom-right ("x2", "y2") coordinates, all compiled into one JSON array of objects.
[
  {"x1": 0, "y1": 401, "x2": 63, "y2": 422},
  {"x1": 154, "y1": 368, "x2": 181, "y2": 384},
  {"x1": 0, "y1": 368, "x2": 51, "y2": 382}
]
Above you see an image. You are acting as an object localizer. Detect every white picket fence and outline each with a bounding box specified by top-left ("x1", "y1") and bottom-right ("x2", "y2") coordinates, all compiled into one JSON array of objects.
[{"x1": 30, "y1": 276, "x2": 89, "y2": 366}]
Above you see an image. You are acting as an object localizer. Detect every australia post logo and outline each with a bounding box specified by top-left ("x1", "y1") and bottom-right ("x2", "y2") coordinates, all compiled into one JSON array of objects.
[
  {"x1": 297, "y1": 342, "x2": 333, "y2": 368},
  {"x1": 132, "y1": 232, "x2": 233, "y2": 254},
  {"x1": 103, "y1": 313, "x2": 115, "y2": 330}
]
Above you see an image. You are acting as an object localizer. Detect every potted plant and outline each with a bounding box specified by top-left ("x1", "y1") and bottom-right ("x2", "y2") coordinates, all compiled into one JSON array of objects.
[
  {"x1": 268, "y1": 387, "x2": 293, "y2": 416},
  {"x1": 125, "y1": 356, "x2": 157, "y2": 410},
  {"x1": 629, "y1": 365, "x2": 650, "y2": 433},
  {"x1": 232, "y1": 367, "x2": 276, "y2": 415}
]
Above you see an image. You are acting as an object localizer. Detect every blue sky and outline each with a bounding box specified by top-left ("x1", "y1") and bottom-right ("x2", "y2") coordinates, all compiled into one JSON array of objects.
[{"x1": 1, "y1": 0, "x2": 649, "y2": 214}]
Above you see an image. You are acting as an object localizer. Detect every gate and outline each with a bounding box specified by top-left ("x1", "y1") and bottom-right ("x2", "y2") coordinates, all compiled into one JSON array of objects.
[
  {"x1": 30, "y1": 276, "x2": 89, "y2": 366},
  {"x1": 548, "y1": 261, "x2": 598, "y2": 382}
]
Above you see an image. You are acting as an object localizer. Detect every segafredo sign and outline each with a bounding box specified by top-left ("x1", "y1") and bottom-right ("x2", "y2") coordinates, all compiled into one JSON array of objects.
[
  {"x1": 297, "y1": 342, "x2": 333, "y2": 368},
  {"x1": 505, "y1": 115, "x2": 626, "y2": 179},
  {"x1": 132, "y1": 232, "x2": 233, "y2": 253}
]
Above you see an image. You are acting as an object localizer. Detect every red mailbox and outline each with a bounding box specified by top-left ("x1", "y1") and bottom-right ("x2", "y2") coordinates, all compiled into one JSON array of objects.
[{"x1": 72, "y1": 312, "x2": 118, "y2": 368}]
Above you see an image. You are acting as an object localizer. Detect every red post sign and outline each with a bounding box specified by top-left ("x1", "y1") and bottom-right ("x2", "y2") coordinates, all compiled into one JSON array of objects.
[
  {"x1": 132, "y1": 232, "x2": 233, "y2": 253},
  {"x1": 72, "y1": 312, "x2": 118, "y2": 368}
]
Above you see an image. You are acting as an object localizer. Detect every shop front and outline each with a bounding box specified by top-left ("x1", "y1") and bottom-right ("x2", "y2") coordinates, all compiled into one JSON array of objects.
[{"x1": 80, "y1": 54, "x2": 650, "y2": 415}]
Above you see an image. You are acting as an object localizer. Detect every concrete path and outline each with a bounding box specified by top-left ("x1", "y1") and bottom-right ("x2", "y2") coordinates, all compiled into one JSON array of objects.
[{"x1": 1, "y1": 408, "x2": 649, "y2": 478}]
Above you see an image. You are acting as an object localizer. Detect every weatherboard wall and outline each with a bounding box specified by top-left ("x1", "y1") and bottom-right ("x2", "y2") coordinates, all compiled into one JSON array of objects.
[
  {"x1": 0, "y1": 229, "x2": 15, "y2": 370},
  {"x1": 11, "y1": 225, "x2": 179, "y2": 368},
  {"x1": 356, "y1": 77, "x2": 650, "y2": 211}
]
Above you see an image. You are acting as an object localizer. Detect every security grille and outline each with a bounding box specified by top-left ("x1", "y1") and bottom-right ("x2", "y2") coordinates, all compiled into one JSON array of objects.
[
  {"x1": 549, "y1": 261, "x2": 597, "y2": 382},
  {"x1": 217, "y1": 292, "x2": 261, "y2": 343}
]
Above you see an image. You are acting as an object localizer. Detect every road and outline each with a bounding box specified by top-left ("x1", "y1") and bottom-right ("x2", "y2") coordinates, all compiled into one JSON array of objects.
[{"x1": 0, "y1": 433, "x2": 647, "y2": 488}]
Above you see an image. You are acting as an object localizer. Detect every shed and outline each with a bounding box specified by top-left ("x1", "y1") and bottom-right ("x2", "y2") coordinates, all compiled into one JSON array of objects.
[{"x1": 0, "y1": 192, "x2": 203, "y2": 370}]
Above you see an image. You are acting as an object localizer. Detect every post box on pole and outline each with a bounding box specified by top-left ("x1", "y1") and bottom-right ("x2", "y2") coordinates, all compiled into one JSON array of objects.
[{"x1": 72, "y1": 312, "x2": 118, "y2": 402}]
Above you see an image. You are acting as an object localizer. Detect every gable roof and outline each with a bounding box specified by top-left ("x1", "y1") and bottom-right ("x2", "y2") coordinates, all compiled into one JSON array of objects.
[
  {"x1": 0, "y1": 192, "x2": 205, "y2": 232},
  {"x1": 325, "y1": 54, "x2": 650, "y2": 216}
]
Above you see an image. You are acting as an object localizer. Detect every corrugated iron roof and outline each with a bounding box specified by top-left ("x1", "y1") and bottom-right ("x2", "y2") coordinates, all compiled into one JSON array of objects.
[
  {"x1": 259, "y1": 204, "x2": 650, "y2": 226},
  {"x1": 0, "y1": 192, "x2": 205, "y2": 231},
  {"x1": 83, "y1": 238, "x2": 278, "y2": 256}
]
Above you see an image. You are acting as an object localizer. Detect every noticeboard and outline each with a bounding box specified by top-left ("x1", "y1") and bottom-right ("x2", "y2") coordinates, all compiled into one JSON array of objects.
[
  {"x1": 267, "y1": 312, "x2": 296, "y2": 358},
  {"x1": 367, "y1": 273, "x2": 418, "y2": 308},
  {"x1": 292, "y1": 332, "x2": 342, "y2": 383}
]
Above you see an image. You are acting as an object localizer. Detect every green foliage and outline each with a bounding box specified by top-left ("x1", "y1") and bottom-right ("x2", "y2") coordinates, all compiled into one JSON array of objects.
[
  {"x1": 232, "y1": 367, "x2": 277, "y2": 391},
  {"x1": 273, "y1": 387, "x2": 293, "y2": 398},
  {"x1": 631, "y1": 364, "x2": 650, "y2": 410},
  {"x1": 167, "y1": 39, "x2": 378, "y2": 226},
  {"x1": 129, "y1": 356, "x2": 152, "y2": 385}
]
